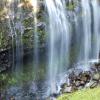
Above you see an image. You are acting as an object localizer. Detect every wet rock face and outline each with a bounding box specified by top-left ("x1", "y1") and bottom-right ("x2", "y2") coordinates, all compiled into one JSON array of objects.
[
  {"x1": 92, "y1": 73, "x2": 100, "y2": 81},
  {"x1": 94, "y1": 62, "x2": 100, "y2": 71},
  {"x1": 0, "y1": 50, "x2": 11, "y2": 72}
]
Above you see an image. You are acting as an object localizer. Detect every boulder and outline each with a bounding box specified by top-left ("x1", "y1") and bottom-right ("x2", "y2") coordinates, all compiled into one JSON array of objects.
[
  {"x1": 90, "y1": 81, "x2": 98, "y2": 89},
  {"x1": 94, "y1": 62, "x2": 100, "y2": 71},
  {"x1": 60, "y1": 86, "x2": 72, "y2": 93},
  {"x1": 79, "y1": 71, "x2": 91, "y2": 83},
  {"x1": 61, "y1": 83, "x2": 68, "y2": 89},
  {"x1": 92, "y1": 73, "x2": 100, "y2": 81},
  {"x1": 50, "y1": 93, "x2": 59, "y2": 98},
  {"x1": 10, "y1": 96, "x2": 15, "y2": 100}
]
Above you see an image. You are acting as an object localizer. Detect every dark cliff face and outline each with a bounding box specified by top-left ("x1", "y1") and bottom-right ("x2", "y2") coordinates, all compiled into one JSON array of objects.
[{"x1": 0, "y1": 50, "x2": 11, "y2": 73}]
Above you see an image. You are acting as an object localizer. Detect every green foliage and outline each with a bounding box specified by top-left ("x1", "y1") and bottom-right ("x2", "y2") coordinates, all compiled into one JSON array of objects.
[
  {"x1": 0, "y1": 73, "x2": 17, "y2": 89},
  {"x1": 0, "y1": 26, "x2": 11, "y2": 49},
  {"x1": 0, "y1": 0, "x2": 47, "y2": 51},
  {"x1": 8, "y1": 77, "x2": 18, "y2": 85},
  {"x1": 57, "y1": 87, "x2": 100, "y2": 100},
  {"x1": 0, "y1": 74, "x2": 7, "y2": 80},
  {"x1": 23, "y1": 17, "x2": 34, "y2": 28},
  {"x1": 23, "y1": 29, "x2": 34, "y2": 48},
  {"x1": 38, "y1": 29, "x2": 47, "y2": 46}
]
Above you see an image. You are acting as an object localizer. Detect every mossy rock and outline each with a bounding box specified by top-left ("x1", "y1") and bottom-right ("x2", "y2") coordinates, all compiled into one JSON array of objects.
[{"x1": 66, "y1": 2, "x2": 77, "y2": 11}]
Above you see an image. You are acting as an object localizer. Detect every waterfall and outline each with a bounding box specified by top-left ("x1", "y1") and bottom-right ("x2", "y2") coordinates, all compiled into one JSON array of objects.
[
  {"x1": 30, "y1": 0, "x2": 39, "y2": 80},
  {"x1": 1, "y1": 0, "x2": 100, "y2": 98},
  {"x1": 45, "y1": 0, "x2": 70, "y2": 93},
  {"x1": 6, "y1": 0, "x2": 39, "y2": 76},
  {"x1": 73, "y1": 0, "x2": 100, "y2": 70},
  {"x1": 79, "y1": 0, "x2": 100, "y2": 61},
  {"x1": 81, "y1": 0, "x2": 92, "y2": 62},
  {"x1": 7, "y1": 0, "x2": 15, "y2": 69},
  {"x1": 91, "y1": 0, "x2": 100, "y2": 59},
  {"x1": 7, "y1": 0, "x2": 23, "y2": 73},
  {"x1": 15, "y1": 0, "x2": 24, "y2": 73}
]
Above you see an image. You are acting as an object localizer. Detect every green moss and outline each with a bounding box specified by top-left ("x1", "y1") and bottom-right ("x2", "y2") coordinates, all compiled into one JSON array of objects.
[
  {"x1": 66, "y1": 2, "x2": 77, "y2": 11},
  {"x1": 0, "y1": 71, "x2": 35, "y2": 90},
  {"x1": 57, "y1": 87, "x2": 100, "y2": 100}
]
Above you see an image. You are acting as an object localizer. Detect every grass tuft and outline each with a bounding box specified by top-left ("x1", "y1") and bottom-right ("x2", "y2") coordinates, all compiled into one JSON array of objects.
[{"x1": 57, "y1": 87, "x2": 100, "y2": 100}]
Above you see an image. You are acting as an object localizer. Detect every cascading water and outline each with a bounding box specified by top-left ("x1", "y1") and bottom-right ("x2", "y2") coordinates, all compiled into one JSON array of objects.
[
  {"x1": 1, "y1": 0, "x2": 100, "y2": 99},
  {"x1": 30, "y1": 0, "x2": 39, "y2": 80},
  {"x1": 91, "y1": 0, "x2": 100, "y2": 59},
  {"x1": 7, "y1": 0, "x2": 15, "y2": 69},
  {"x1": 7, "y1": 0, "x2": 23, "y2": 73},
  {"x1": 78, "y1": 0, "x2": 100, "y2": 62},
  {"x1": 73, "y1": 0, "x2": 92, "y2": 70},
  {"x1": 45, "y1": 0, "x2": 71, "y2": 94},
  {"x1": 81, "y1": 0, "x2": 92, "y2": 63},
  {"x1": 15, "y1": 0, "x2": 24, "y2": 73},
  {"x1": 74, "y1": 0, "x2": 100, "y2": 70}
]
